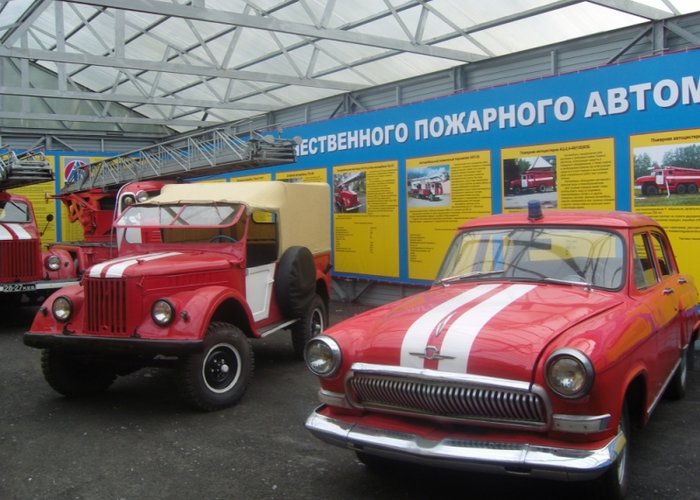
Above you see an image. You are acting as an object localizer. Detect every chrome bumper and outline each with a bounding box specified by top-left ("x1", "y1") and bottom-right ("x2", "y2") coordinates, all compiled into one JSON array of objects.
[{"x1": 305, "y1": 406, "x2": 624, "y2": 481}]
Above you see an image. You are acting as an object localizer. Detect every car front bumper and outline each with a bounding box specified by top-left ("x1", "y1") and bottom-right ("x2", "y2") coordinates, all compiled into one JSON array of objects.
[
  {"x1": 24, "y1": 332, "x2": 203, "y2": 355},
  {"x1": 305, "y1": 405, "x2": 624, "y2": 481}
]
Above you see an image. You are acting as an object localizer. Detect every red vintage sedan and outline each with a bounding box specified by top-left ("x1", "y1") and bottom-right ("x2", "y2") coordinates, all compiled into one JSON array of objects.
[{"x1": 305, "y1": 202, "x2": 698, "y2": 499}]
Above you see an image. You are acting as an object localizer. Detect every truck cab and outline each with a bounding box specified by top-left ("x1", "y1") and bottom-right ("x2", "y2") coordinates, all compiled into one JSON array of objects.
[{"x1": 25, "y1": 181, "x2": 332, "y2": 411}]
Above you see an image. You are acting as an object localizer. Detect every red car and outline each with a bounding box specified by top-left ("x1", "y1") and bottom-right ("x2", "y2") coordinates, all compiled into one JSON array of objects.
[{"x1": 305, "y1": 202, "x2": 698, "y2": 498}]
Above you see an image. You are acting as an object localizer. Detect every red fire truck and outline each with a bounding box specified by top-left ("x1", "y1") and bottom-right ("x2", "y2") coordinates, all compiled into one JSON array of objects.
[
  {"x1": 635, "y1": 165, "x2": 700, "y2": 195},
  {"x1": 510, "y1": 168, "x2": 555, "y2": 195}
]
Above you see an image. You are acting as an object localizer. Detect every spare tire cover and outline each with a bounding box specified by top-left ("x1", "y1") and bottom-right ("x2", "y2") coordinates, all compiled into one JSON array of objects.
[{"x1": 275, "y1": 246, "x2": 316, "y2": 318}]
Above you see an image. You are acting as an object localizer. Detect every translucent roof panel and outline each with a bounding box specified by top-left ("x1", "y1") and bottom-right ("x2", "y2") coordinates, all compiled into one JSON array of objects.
[{"x1": 1, "y1": 0, "x2": 698, "y2": 133}]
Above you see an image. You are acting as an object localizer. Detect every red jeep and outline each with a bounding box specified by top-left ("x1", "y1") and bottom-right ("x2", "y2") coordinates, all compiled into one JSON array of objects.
[{"x1": 25, "y1": 181, "x2": 332, "y2": 411}]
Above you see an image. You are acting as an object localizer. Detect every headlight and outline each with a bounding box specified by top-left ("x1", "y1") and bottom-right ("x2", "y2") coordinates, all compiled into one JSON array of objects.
[
  {"x1": 45, "y1": 255, "x2": 61, "y2": 271},
  {"x1": 545, "y1": 348, "x2": 594, "y2": 399},
  {"x1": 52, "y1": 296, "x2": 73, "y2": 322},
  {"x1": 136, "y1": 190, "x2": 150, "y2": 203},
  {"x1": 151, "y1": 299, "x2": 175, "y2": 326},
  {"x1": 305, "y1": 336, "x2": 341, "y2": 378}
]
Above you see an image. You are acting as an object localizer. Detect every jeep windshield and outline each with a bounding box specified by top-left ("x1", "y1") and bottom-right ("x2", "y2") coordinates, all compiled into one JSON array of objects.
[
  {"x1": 115, "y1": 202, "x2": 244, "y2": 228},
  {"x1": 436, "y1": 227, "x2": 625, "y2": 291}
]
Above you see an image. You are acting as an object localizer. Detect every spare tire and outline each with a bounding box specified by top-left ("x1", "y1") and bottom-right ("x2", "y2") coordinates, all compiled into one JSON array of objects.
[{"x1": 275, "y1": 246, "x2": 316, "y2": 318}]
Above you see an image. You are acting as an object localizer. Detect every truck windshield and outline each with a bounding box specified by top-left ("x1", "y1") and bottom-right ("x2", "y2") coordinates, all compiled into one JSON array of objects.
[
  {"x1": 0, "y1": 200, "x2": 31, "y2": 223},
  {"x1": 436, "y1": 227, "x2": 625, "y2": 290},
  {"x1": 115, "y1": 203, "x2": 243, "y2": 227}
]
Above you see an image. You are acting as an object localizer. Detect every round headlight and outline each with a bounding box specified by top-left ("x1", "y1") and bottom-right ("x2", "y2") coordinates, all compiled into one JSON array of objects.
[
  {"x1": 51, "y1": 296, "x2": 73, "y2": 322},
  {"x1": 151, "y1": 299, "x2": 175, "y2": 326},
  {"x1": 545, "y1": 348, "x2": 594, "y2": 399},
  {"x1": 305, "y1": 336, "x2": 341, "y2": 378},
  {"x1": 45, "y1": 255, "x2": 61, "y2": 271},
  {"x1": 136, "y1": 190, "x2": 150, "y2": 203}
]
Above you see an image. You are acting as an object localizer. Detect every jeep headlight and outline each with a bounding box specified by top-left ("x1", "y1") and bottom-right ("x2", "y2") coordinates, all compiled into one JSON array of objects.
[
  {"x1": 151, "y1": 299, "x2": 174, "y2": 326},
  {"x1": 51, "y1": 296, "x2": 73, "y2": 322},
  {"x1": 45, "y1": 255, "x2": 61, "y2": 271},
  {"x1": 305, "y1": 336, "x2": 341, "y2": 378},
  {"x1": 545, "y1": 348, "x2": 594, "y2": 399}
]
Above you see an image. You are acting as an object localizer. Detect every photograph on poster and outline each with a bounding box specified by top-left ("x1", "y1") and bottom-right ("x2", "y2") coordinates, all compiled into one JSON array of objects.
[
  {"x1": 503, "y1": 155, "x2": 557, "y2": 210},
  {"x1": 633, "y1": 141, "x2": 700, "y2": 207},
  {"x1": 333, "y1": 171, "x2": 366, "y2": 213},
  {"x1": 406, "y1": 165, "x2": 450, "y2": 208}
]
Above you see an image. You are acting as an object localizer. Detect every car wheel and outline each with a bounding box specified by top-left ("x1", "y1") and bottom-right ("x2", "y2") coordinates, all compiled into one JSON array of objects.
[
  {"x1": 275, "y1": 246, "x2": 316, "y2": 318},
  {"x1": 291, "y1": 294, "x2": 327, "y2": 360},
  {"x1": 177, "y1": 322, "x2": 253, "y2": 411},
  {"x1": 666, "y1": 346, "x2": 689, "y2": 400},
  {"x1": 41, "y1": 349, "x2": 116, "y2": 397},
  {"x1": 594, "y1": 402, "x2": 630, "y2": 499}
]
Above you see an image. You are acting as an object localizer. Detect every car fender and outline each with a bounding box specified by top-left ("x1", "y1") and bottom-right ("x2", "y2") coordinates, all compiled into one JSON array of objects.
[{"x1": 41, "y1": 247, "x2": 78, "y2": 280}]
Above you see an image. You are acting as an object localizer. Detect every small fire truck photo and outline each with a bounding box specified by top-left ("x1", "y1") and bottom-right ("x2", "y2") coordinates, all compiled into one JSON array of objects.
[
  {"x1": 635, "y1": 165, "x2": 700, "y2": 196},
  {"x1": 25, "y1": 181, "x2": 332, "y2": 411}
]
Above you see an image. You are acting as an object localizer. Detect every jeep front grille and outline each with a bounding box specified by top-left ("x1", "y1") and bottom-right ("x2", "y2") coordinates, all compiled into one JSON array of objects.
[
  {"x1": 0, "y1": 239, "x2": 39, "y2": 281},
  {"x1": 347, "y1": 364, "x2": 549, "y2": 430},
  {"x1": 85, "y1": 278, "x2": 128, "y2": 335}
]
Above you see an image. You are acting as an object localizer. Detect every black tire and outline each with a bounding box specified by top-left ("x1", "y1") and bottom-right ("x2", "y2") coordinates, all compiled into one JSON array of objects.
[
  {"x1": 538, "y1": 184, "x2": 546, "y2": 192},
  {"x1": 646, "y1": 185, "x2": 659, "y2": 196},
  {"x1": 176, "y1": 322, "x2": 253, "y2": 411},
  {"x1": 676, "y1": 184, "x2": 687, "y2": 194},
  {"x1": 41, "y1": 349, "x2": 116, "y2": 397},
  {"x1": 513, "y1": 186, "x2": 522, "y2": 195},
  {"x1": 593, "y1": 403, "x2": 630, "y2": 499},
  {"x1": 688, "y1": 184, "x2": 698, "y2": 194},
  {"x1": 291, "y1": 294, "x2": 327, "y2": 360},
  {"x1": 666, "y1": 346, "x2": 690, "y2": 400},
  {"x1": 275, "y1": 246, "x2": 316, "y2": 318}
]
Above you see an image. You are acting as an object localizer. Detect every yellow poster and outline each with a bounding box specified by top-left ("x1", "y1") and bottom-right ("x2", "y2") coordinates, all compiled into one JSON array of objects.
[
  {"x1": 631, "y1": 128, "x2": 700, "y2": 282},
  {"x1": 276, "y1": 167, "x2": 327, "y2": 183},
  {"x1": 9, "y1": 155, "x2": 57, "y2": 246},
  {"x1": 230, "y1": 172, "x2": 272, "y2": 182},
  {"x1": 502, "y1": 138, "x2": 615, "y2": 212},
  {"x1": 333, "y1": 161, "x2": 399, "y2": 277},
  {"x1": 406, "y1": 150, "x2": 491, "y2": 281}
]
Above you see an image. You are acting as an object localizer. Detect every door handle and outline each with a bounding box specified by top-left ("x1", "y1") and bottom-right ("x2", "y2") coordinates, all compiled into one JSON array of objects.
[
  {"x1": 678, "y1": 276, "x2": 687, "y2": 284},
  {"x1": 663, "y1": 288, "x2": 674, "y2": 295}
]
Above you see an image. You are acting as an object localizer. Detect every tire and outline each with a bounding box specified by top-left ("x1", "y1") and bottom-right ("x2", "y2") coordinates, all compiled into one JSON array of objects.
[
  {"x1": 688, "y1": 184, "x2": 698, "y2": 194},
  {"x1": 538, "y1": 184, "x2": 546, "y2": 193},
  {"x1": 646, "y1": 185, "x2": 659, "y2": 196},
  {"x1": 176, "y1": 322, "x2": 253, "y2": 411},
  {"x1": 676, "y1": 184, "x2": 687, "y2": 194},
  {"x1": 291, "y1": 294, "x2": 327, "y2": 360},
  {"x1": 666, "y1": 346, "x2": 690, "y2": 400},
  {"x1": 41, "y1": 349, "x2": 116, "y2": 397},
  {"x1": 593, "y1": 402, "x2": 630, "y2": 500},
  {"x1": 275, "y1": 246, "x2": 316, "y2": 318},
  {"x1": 513, "y1": 186, "x2": 522, "y2": 195}
]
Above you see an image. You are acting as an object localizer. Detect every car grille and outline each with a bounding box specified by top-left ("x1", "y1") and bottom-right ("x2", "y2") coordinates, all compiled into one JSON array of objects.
[
  {"x1": 85, "y1": 277, "x2": 128, "y2": 335},
  {"x1": 347, "y1": 365, "x2": 549, "y2": 430},
  {"x1": 0, "y1": 239, "x2": 39, "y2": 281}
]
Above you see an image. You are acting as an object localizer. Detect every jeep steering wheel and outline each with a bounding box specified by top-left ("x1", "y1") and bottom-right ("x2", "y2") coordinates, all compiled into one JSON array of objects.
[{"x1": 208, "y1": 235, "x2": 238, "y2": 244}]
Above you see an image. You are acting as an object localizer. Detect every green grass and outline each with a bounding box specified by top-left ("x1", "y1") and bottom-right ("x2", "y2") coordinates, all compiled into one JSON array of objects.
[{"x1": 634, "y1": 193, "x2": 700, "y2": 207}]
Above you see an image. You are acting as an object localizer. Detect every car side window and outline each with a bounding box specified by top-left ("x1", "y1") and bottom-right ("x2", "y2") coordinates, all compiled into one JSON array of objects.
[
  {"x1": 632, "y1": 233, "x2": 659, "y2": 290},
  {"x1": 650, "y1": 232, "x2": 674, "y2": 277}
]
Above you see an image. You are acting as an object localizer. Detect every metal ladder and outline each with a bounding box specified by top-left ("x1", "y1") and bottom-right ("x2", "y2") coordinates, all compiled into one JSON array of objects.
[
  {"x1": 60, "y1": 127, "x2": 297, "y2": 194},
  {"x1": 0, "y1": 147, "x2": 54, "y2": 190}
]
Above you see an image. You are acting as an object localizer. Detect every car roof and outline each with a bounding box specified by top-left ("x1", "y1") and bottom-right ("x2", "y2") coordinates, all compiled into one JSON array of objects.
[{"x1": 461, "y1": 209, "x2": 659, "y2": 231}]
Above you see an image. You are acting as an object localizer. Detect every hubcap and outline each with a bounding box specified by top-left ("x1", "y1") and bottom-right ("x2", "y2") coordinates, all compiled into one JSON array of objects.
[{"x1": 203, "y1": 343, "x2": 241, "y2": 393}]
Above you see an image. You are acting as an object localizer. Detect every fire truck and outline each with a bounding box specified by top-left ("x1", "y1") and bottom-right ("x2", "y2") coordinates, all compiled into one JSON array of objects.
[
  {"x1": 509, "y1": 168, "x2": 555, "y2": 195},
  {"x1": 0, "y1": 148, "x2": 77, "y2": 304},
  {"x1": 635, "y1": 165, "x2": 700, "y2": 196},
  {"x1": 25, "y1": 130, "x2": 334, "y2": 412},
  {"x1": 408, "y1": 173, "x2": 445, "y2": 201},
  {"x1": 334, "y1": 172, "x2": 363, "y2": 212}
]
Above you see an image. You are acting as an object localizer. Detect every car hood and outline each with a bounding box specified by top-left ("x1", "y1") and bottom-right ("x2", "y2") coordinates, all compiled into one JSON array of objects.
[
  {"x1": 339, "y1": 282, "x2": 622, "y2": 382},
  {"x1": 86, "y1": 251, "x2": 237, "y2": 279}
]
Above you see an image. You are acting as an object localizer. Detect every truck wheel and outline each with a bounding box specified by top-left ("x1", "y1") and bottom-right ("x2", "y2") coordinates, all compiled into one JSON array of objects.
[
  {"x1": 538, "y1": 184, "x2": 546, "y2": 192},
  {"x1": 646, "y1": 185, "x2": 658, "y2": 196},
  {"x1": 688, "y1": 184, "x2": 698, "y2": 194},
  {"x1": 291, "y1": 294, "x2": 327, "y2": 360},
  {"x1": 41, "y1": 349, "x2": 116, "y2": 397},
  {"x1": 593, "y1": 402, "x2": 629, "y2": 499},
  {"x1": 513, "y1": 186, "x2": 521, "y2": 195},
  {"x1": 275, "y1": 246, "x2": 316, "y2": 318},
  {"x1": 176, "y1": 322, "x2": 253, "y2": 411},
  {"x1": 676, "y1": 184, "x2": 687, "y2": 194}
]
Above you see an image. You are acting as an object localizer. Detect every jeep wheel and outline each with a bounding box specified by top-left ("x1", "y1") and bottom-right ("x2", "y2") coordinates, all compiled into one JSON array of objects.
[
  {"x1": 291, "y1": 294, "x2": 327, "y2": 360},
  {"x1": 177, "y1": 322, "x2": 253, "y2": 411},
  {"x1": 41, "y1": 349, "x2": 116, "y2": 397},
  {"x1": 275, "y1": 246, "x2": 316, "y2": 318}
]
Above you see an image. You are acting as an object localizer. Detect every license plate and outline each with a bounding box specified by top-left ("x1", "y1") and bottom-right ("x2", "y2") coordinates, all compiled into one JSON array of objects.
[{"x1": 0, "y1": 283, "x2": 37, "y2": 293}]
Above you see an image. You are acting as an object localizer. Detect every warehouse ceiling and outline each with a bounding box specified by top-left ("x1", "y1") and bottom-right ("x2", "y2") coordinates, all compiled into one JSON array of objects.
[{"x1": 0, "y1": 0, "x2": 699, "y2": 135}]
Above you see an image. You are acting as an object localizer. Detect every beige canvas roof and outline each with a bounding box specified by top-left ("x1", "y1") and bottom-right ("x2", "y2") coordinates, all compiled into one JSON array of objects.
[{"x1": 150, "y1": 181, "x2": 331, "y2": 254}]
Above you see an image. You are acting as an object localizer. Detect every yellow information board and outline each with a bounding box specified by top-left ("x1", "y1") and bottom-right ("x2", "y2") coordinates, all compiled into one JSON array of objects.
[
  {"x1": 630, "y1": 128, "x2": 700, "y2": 282},
  {"x1": 502, "y1": 138, "x2": 615, "y2": 212},
  {"x1": 230, "y1": 172, "x2": 272, "y2": 182},
  {"x1": 406, "y1": 150, "x2": 491, "y2": 281},
  {"x1": 333, "y1": 160, "x2": 399, "y2": 277},
  {"x1": 276, "y1": 168, "x2": 327, "y2": 183}
]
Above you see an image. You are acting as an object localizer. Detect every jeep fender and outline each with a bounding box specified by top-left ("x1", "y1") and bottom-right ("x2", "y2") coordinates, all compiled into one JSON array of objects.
[{"x1": 155, "y1": 286, "x2": 256, "y2": 341}]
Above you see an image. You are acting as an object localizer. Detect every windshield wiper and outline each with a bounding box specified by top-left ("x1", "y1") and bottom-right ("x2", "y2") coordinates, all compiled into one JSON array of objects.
[
  {"x1": 438, "y1": 270, "x2": 503, "y2": 286},
  {"x1": 543, "y1": 276, "x2": 592, "y2": 289}
]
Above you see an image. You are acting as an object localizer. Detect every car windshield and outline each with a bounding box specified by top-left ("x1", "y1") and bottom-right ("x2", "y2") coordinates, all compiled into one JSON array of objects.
[
  {"x1": 0, "y1": 200, "x2": 31, "y2": 223},
  {"x1": 115, "y1": 203, "x2": 242, "y2": 228},
  {"x1": 436, "y1": 227, "x2": 625, "y2": 290}
]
